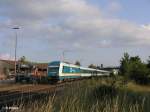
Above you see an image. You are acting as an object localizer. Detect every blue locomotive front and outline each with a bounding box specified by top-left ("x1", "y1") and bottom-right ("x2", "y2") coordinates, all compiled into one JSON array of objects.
[
  {"x1": 47, "y1": 61, "x2": 60, "y2": 82},
  {"x1": 48, "y1": 61, "x2": 81, "y2": 81}
]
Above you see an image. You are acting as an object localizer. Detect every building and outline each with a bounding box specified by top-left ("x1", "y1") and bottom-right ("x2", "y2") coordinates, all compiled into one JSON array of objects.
[
  {"x1": 33, "y1": 63, "x2": 48, "y2": 76},
  {"x1": 0, "y1": 60, "x2": 48, "y2": 79},
  {"x1": 0, "y1": 60, "x2": 15, "y2": 79}
]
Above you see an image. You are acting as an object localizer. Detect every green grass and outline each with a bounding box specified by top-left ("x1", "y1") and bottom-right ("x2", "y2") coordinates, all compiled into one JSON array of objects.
[{"x1": 17, "y1": 77, "x2": 150, "y2": 112}]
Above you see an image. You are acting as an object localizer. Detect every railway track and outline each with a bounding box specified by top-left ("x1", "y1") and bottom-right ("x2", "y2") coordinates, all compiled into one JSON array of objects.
[
  {"x1": 0, "y1": 80, "x2": 77, "y2": 106},
  {"x1": 0, "y1": 86, "x2": 54, "y2": 105},
  {"x1": 0, "y1": 84, "x2": 36, "y2": 92}
]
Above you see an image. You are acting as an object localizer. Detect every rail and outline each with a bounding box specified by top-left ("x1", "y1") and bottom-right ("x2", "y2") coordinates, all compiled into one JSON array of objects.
[{"x1": 0, "y1": 79, "x2": 80, "y2": 105}]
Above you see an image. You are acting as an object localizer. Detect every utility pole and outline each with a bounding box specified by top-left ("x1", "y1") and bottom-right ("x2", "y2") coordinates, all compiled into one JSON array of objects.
[
  {"x1": 62, "y1": 50, "x2": 71, "y2": 62},
  {"x1": 62, "y1": 51, "x2": 65, "y2": 62},
  {"x1": 12, "y1": 27, "x2": 20, "y2": 75}
]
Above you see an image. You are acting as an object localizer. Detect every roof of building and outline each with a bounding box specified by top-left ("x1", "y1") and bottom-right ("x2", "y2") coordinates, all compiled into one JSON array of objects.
[
  {"x1": 34, "y1": 63, "x2": 48, "y2": 69},
  {"x1": 0, "y1": 59, "x2": 16, "y2": 65}
]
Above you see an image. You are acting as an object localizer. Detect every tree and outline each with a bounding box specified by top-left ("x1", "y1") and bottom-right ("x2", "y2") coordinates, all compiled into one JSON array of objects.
[
  {"x1": 75, "y1": 61, "x2": 81, "y2": 66},
  {"x1": 147, "y1": 56, "x2": 150, "y2": 69},
  {"x1": 129, "y1": 62, "x2": 149, "y2": 84},
  {"x1": 120, "y1": 52, "x2": 130, "y2": 76},
  {"x1": 130, "y1": 56, "x2": 141, "y2": 63},
  {"x1": 88, "y1": 64, "x2": 97, "y2": 69},
  {"x1": 20, "y1": 56, "x2": 26, "y2": 63},
  {"x1": 19, "y1": 56, "x2": 28, "y2": 64},
  {"x1": 120, "y1": 52, "x2": 150, "y2": 84}
]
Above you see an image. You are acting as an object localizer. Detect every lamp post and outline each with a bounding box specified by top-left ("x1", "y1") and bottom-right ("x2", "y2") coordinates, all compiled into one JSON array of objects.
[{"x1": 12, "y1": 27, "x2": 20, "y2": 75}]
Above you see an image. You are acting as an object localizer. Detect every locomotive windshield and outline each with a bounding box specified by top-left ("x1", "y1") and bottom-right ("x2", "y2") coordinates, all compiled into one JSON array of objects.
[
  {"x1": 48, "y1": 61, "x2": 60, "y2": 75},
  {"x1": 48, "y1": 67, "x2": 59, "y2": 73},
  {"x1": 48, "y1": 66, "x2": 59, "y2": 77}
]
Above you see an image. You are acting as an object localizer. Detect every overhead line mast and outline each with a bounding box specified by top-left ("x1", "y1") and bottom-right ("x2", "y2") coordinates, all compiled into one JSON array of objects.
[{"x1": 12, "y1": 27, "x2": 20, "y2": 75}]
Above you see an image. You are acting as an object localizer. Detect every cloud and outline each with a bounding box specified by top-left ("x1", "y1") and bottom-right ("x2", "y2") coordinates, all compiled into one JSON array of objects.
[
  {"x1": 65, "y1": 18, "x2": 150, "y2": 48},
  {"x1": 0, "y1": 0, "x2": 101, "y2": 25},
  {"x1": 142, "y1": 24, "x2": 150, "y2": 30},
  {"x1": 0, "y1": 0, "x2": 150, "y2": 52}
]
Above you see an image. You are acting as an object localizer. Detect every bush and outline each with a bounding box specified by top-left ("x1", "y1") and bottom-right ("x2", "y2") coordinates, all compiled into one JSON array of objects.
[
  {"x1": 18, "y1": 78, "x2": 148, "y2": 112},
  {"x1": 129, "y1": 63, "x2": 149, "y2": 84},
  {"x1": 120, "y1": 53, "x2": 150, "y2": 84}
]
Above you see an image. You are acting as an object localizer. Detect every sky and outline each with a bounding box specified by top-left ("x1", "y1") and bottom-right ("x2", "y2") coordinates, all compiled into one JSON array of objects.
[{"x1": 0, "y1": 0, "x2": 150, "y2": 67}]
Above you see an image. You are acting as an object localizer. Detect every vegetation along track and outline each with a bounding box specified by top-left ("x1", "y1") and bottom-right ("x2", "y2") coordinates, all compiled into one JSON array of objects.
[{"x1": 0, "y1": 81, "x2": 75, "y2": 106}]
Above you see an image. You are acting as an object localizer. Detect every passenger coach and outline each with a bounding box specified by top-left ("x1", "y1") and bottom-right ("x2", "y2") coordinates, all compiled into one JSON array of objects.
[{"x1": 48, "y1": 61, "x2": 110, "y2": 82}]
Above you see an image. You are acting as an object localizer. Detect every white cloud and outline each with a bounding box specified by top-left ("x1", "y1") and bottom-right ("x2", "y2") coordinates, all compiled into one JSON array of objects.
[
  {"x1": 142, "y1": 24, "x2": 150, "y2": 30},
  {"x1": 65, "y1": 18, "x2": 150, "y2": 48},
  {"x1": 0, "y1": 0, "x2": 150, "y2": 52},
  {"x1": 0, "y1": 0, "x2": 101, "y2": 25}
]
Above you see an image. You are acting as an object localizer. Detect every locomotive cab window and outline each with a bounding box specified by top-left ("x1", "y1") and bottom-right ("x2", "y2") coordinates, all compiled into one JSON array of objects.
[{"x1": 48, "y1": 67, "x2": 59, "y2": 72}]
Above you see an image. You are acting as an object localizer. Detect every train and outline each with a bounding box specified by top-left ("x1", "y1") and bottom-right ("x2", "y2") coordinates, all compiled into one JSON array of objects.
[
  {"x1": 15, "y1": 61, "x2": 110, "y2": 83},
  {"x1": 47, "y1": 61, "x2": 110, "y2": 82}
]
